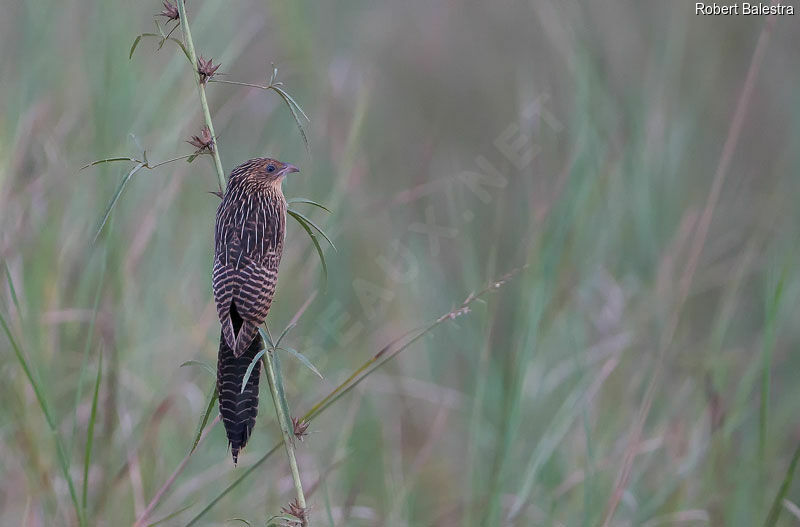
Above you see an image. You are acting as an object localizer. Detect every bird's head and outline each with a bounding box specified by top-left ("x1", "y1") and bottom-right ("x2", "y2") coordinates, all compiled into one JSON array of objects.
[
  {"x1": 255, "y1": 157, "x2": 300, "y2": 183},
  {"x1": 230, "y1": 157, "x2": 300, "y2": 188}
]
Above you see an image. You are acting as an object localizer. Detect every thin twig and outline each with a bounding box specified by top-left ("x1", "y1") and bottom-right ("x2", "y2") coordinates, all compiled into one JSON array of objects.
[
  {"x1": 210, "y1": 78, "x2": 310, "y2": 122},
  {"x1": 80, "y1": 154, "x2": 195, "y2": 172}
]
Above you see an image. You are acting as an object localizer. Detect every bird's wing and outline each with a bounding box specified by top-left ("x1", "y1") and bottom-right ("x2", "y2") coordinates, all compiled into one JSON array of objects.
[{"x1": 213, "y1": 196, "x2": 284, "y2": 354}]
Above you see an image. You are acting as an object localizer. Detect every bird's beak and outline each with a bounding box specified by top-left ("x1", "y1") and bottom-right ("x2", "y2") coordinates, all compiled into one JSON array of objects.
[{"x1": 285, "y1": 164, "x2": 300, "y2": 174}]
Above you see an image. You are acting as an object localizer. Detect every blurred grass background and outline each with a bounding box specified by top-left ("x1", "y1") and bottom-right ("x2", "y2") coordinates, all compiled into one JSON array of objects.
[{"x1": 2, "y1": 0, "x2": 800, "y2": 525}]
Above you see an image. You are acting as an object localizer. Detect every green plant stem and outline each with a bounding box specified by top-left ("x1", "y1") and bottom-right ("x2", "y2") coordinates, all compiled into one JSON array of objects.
[
  {"x1": 263, "y1": 347, "x2": 309, "y2": 524},
  {"x1": 175, "y1": 0, "x2": 226, "y2": 192}
]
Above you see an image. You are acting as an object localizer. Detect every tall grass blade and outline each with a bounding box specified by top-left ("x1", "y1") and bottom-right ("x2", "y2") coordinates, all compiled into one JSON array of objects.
[
  {"x1": 764, "y1": 441, "x2": 800, "y2": 527},
  {"x1": 507, "y1": 358, "x2": 618, "y2": 521},
  {"x1": 760, "y1": 268, "x2": 786, "y2": 462},
  {"x1": 82, "y1": 353, "x2": 102, "y2": 511},
  {"x1": 0, "y1": 309, "x2": 84, "y2": 525},
  {"x1": 93, "y1": 162, "x2": 145, "y2": 245},
  {"x1": 70, "y1": 258, "x2": 106, "y2": 453},
  {"x1": 3, "y1": 263, "x2": 21, "y2": 314}
]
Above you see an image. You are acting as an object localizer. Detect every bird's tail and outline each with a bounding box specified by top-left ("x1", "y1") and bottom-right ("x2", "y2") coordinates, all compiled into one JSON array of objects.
[{"x1": 217, "y1": 332, "x2": 262, "y2": 464}]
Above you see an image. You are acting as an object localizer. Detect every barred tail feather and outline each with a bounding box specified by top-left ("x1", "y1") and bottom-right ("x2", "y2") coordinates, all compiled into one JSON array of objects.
[{"x1": 217, "y1": 332, "x2": 262, "y2": 464}]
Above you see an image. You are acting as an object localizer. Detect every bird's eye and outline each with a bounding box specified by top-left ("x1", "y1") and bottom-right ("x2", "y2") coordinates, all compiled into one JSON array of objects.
[{"x1": 267, "y1": 164, "x2": 276, "y2": 173}]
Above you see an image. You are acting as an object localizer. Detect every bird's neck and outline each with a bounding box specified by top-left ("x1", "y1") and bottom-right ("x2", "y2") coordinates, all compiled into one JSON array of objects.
[{"x1": 227, "y1": 175, "x2": 286, "y2": 202}]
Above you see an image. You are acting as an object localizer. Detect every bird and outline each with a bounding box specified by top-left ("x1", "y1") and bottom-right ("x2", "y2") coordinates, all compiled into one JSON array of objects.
[{"x1": 212, "y1": 157, "x2": 299, "y2": 463}]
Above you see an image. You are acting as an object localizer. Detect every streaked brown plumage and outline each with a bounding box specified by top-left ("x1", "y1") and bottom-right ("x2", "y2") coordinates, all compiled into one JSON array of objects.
[{"x1": 213, "y1": 157, "x2": 298, "y2": 463}]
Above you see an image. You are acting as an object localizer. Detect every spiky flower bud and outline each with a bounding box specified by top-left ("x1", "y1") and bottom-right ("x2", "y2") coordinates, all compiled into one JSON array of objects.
[
  {"x1": 291, "y1": 417, "x2": 310, "y2": 442},
  {"x1": 281, "y1": 498, "x2": 308, "y2": 526},
  {"x1": 157, "y1": 0, "x2": 179, "y2": 21},
  {"x1": 187, "y1": 126, "x2": 214, "y2": 152},
  {"x1": 197, "y1": 56, "x2": 220, "y2": 85}
]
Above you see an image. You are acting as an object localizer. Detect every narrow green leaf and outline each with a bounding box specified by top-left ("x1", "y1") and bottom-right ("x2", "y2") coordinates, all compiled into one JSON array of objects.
[
  {"x1": 93, "y1": 163, "x2": 145, "y2": 245},
  {"x1": 169, "y1": 38, "x2": 193, "y2": 64},
  {"x1": 130, "y1": 34, "x2": 146, "y2": 59},
  {"x1": 189, "y1": 384, "x2": 218, "y2": 455},
  {"x1": 287, "y1": 198, "x2": 332, "y2": 214},
  {"x1": 129, "y1": 33, "x2": 190, "y2": 64},
  {"x1": 80, "y1": 157, "x2": 138, "y2": 170},
  {"x1": 271, "y1": 85, "x2": 310, "y2": 122},
  {"x1": 180, "y1": 360, "x2": 215, "y2": 377},
  {"x1": 258, "y1": 328, "x2": 275, "y2": 348},
  {"x1": 224, "y1": 519, "x2": 252, "y2": 527},
  {"x1": 154, "y1": 18, "x2": 166, "y2": 39},
  {"x1": 287, "y1": 210, "x2": 328, "y2": 287},
  {"x1": 274, "y1": 322, "x2": 297, "y2": 349},
  {"x1": 82, "y1": 353, "x2": 102, "y2": 510},
  {"x1": 288, "y1": 209, "x2": 336, "y2": 250},
  {"x1": 259, "y1": 327, "x2": 274, "y2": 348},
  {"x1": 129, "y1": 33, "x2": 159, "y2": 59},
  {"x1": 241, "y1": 349, "x2": 267, "y2": 394},
  {"x1": 278, "y1": 346, "x2": 323, "y2": 379},
  {"x1": 271, "y1": 87, "x2": 309, "y2": 153}
]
